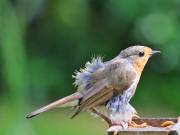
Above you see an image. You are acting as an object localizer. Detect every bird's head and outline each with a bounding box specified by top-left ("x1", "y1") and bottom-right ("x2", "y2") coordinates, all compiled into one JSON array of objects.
[{"x1": 119, "y1": 45, "x2": 160, "y2": 75}]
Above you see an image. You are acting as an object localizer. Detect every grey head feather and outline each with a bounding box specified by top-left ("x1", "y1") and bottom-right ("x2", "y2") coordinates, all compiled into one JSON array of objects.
[
  {"x1": 119, "y1": 45, "x2": 146, "y2": 58},
  {"x1": 73, "y1": 57, "x2": 105, "y2": 91}
]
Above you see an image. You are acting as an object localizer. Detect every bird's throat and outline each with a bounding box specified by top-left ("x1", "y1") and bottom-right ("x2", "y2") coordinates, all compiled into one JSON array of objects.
[{"x1": 133, "y1": 59, "x2": 147, "y2": 76}]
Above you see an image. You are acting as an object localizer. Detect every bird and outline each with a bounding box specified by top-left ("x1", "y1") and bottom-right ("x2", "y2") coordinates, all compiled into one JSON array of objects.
[{"x1": 26, "y1": 45, "x2": 160, "y2": 128}]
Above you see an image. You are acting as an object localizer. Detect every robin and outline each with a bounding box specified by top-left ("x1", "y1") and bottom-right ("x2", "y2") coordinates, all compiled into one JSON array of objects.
[{"x1": 26, "y1": 45, "x2": 160, "y2": 128}]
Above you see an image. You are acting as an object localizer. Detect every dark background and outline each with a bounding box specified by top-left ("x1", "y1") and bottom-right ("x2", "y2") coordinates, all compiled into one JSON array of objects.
[{"x1": 0, "y1": 0, "x2": 180, "y2": 135}]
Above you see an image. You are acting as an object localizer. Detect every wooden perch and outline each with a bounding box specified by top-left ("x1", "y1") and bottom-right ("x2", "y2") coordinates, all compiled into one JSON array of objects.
[{"x1": 107, "y1": 117, "x2": 180, "y2": 135}]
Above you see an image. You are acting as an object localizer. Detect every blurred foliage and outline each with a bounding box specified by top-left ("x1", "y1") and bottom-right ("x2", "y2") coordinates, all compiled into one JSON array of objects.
[{"x1": 0, "y1": 0, "x2": 180, "y2": 135}]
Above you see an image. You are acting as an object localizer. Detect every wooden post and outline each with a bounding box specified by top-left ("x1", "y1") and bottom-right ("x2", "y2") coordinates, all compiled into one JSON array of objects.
[{"x1": 107, "y1": 118, "x2": 180, "y2": 135}]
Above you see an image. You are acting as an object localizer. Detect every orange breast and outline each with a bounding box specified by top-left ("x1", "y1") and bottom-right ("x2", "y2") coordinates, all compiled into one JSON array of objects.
[{"x1": 133, "y1": 58, "x2": 147, "y2": 75}]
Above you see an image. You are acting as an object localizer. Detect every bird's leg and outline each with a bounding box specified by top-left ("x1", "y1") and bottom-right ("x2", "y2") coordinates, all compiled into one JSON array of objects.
[{"x1": 90, "y1": 108, "x2": 112, "y2": 127}]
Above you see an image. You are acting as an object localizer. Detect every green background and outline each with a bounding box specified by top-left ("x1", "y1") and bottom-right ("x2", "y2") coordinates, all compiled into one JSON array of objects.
[{"x1": 0, "y1": 0, "x2": 180, "y2": 135}]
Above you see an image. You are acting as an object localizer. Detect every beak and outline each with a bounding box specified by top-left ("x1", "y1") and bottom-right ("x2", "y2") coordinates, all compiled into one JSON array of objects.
[{"x1": 151, "y1": 50, "x2": 161, "y2": 56}]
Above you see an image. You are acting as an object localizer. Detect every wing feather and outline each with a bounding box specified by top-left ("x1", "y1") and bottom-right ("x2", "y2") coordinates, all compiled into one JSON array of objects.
[
  {"x1": 71, "y1": 79, "x2": 113, "y2": 118},
  {"x1": 71, "y1": 57, "x2": 136, "y2": 118}
]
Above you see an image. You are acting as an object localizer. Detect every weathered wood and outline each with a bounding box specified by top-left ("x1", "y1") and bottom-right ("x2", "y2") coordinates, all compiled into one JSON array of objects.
[{"x1": 107, "y1": 117, "x2": 180, "y2": 135}]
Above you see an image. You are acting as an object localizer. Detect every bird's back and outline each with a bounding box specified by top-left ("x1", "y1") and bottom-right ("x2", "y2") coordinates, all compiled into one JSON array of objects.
[{"x1": 72, "y1": 57, "x2": 137, "y2": 117}]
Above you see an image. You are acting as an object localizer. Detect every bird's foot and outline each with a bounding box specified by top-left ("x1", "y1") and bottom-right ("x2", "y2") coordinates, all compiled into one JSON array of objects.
[
  {"x1": 128, "y1": 120, "x2": 148, "y2": 128},
  {"x1": 161, "y1": 121, "x2": 175, "y2": 128}
]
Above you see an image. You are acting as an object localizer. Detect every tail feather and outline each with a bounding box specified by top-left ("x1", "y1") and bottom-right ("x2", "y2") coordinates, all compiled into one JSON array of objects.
[{"x1": 26, "y1": 92, "x2": 83, "y2": 119}]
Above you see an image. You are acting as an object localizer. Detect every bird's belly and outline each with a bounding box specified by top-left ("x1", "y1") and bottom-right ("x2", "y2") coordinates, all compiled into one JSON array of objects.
[{"x1": 108, "y1": 103, "x2": 137, "y2": 122}]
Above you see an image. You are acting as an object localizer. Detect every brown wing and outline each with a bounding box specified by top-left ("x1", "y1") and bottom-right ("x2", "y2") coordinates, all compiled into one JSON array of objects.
[
  {"x1": 71, "y1": 58, "x2": 136, "y2": 118},
  {"x1": 71, "y1": 59, "x2": 122, "y2": 118},
  {"x1": 71, "y1": 79, "x2": 113, "y2": 118},
  {"x1": 80, "y1": 79, "x2": 113, "y2": 109}
]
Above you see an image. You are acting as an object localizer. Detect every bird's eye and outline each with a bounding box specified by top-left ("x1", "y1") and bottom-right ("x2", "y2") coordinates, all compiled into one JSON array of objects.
[{"x1": 139, "y1": 52, "x2": 144, "y2": 57}]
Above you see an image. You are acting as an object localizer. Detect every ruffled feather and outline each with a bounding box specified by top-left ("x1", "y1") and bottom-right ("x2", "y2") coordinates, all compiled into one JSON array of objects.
[{"x1": 73, "y1": 57, "x2": 105, "y2": 91}]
